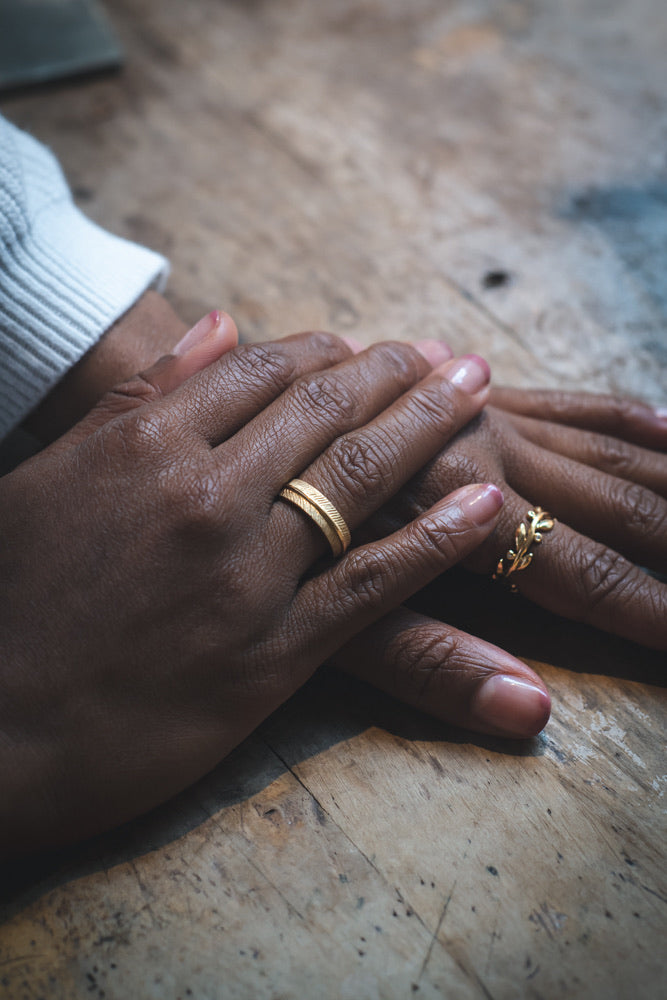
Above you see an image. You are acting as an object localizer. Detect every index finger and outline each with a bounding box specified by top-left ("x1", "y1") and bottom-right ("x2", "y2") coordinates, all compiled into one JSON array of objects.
[{"x1": 162, "y1": 331, "x2": 353, "y2": 444}]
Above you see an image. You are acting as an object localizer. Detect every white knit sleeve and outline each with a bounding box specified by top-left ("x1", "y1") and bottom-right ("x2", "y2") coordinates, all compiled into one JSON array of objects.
[{"x1": 0, "y1": 116, "x2": 169, "y2": 438}]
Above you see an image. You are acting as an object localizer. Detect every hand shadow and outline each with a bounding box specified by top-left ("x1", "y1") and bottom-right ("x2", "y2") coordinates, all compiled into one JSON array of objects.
[{"x1": 408, "y1": 567, "x2": 666, "y2": 687}]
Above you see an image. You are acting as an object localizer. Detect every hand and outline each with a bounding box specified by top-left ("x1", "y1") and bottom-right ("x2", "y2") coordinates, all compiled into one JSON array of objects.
[
  {"x1": 330, "y1": 386, "x2": 665, "y2": 741},
  {"x1": 0, "y1": 318, "x2": 498, "y2": 855}
]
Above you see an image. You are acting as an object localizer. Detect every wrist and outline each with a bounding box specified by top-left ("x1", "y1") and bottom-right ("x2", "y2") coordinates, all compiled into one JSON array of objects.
[{"x1": 24, "y1": 292, "x2": 187, "y2": 443}]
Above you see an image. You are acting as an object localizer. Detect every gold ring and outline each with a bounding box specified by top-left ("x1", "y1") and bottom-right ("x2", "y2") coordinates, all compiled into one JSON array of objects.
[
  {"x1": 493, "y1": 506, "x2": 555, "y2": 592},
  {"x1": 278, "y1": 478, "x2": 352, "y2": 557}
]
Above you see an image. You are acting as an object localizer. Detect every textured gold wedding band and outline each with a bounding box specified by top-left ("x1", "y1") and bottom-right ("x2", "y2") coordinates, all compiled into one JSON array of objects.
[
  {"x1": 492, "y1": 506, "x2": 555, "y2": 593},
  {"x1": 278, "y1": 478, "x2": 352, "y2": 557}
]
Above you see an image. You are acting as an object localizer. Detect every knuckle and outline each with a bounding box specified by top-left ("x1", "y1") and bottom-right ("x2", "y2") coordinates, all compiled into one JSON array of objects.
[
  {"x1": 580, "y1": 543, "x2": 637, "y2": 611},
  {"x1": 297, "y1": 329, "x2": 348, "y2": 361},
  {"x1": 411, "y1": 512, "x2": 463, "y2": 562},
  {"x1": 429, "y1": 449, "x2": 485, "y2": 491},
  {"x1": 408, "y1": 379, "x2": 459, "y2": 431},
  {"x1": 119, "y1": 407, "x2": 167, "y2": 457},
  {"x1": 595, "y1": 434, "x2": 637, "y2": 479},
  {"x1": 290, "y1": 371, "x2": 359, "y2": 425},
  {"x1": 364, "y1": 340, "x2": 425, "y2": 385},
  {"x1": 395, "y1": 628, "x2": 464, "y2": 699},
  {"x1": 176, "y1": 473, "x2": 225, "y2": 534},
  {"x1": 231, "y1": 342, "x2": 297, "y2": 390},
  {"x1": 328, "y1": 431, "x2": 395, "y2": 497},
  {"x1": 616, "y1": 481, "x2": 666, "y2": 535},
  {"x1": 335, "y1": 549, "x2": 390, "y2": 610},
  {"x1": 605, "y1": 394, "x2": 637, "y2": 434}
]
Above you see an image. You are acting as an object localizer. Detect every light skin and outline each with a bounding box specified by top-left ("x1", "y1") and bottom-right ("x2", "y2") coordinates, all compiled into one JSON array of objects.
[{"x1": 1, "y1": 315, "x2": 505, "y2": 856}]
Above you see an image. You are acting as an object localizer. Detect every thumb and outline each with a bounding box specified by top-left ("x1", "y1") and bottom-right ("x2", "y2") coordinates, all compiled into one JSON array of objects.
[{"x1": 65, "y1": 310, "x2": 238, "y2": 442}]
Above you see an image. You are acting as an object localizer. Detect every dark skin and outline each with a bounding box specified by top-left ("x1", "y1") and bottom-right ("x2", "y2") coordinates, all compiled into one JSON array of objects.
[
  {"x1": 1, "y1": 319, "x2": 504, "y2": 856},
  {"x1": 23, "y1": 293, "x2": 667, "y2": 726}
]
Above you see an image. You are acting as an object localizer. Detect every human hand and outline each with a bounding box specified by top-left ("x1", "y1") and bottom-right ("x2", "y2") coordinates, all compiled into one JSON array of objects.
[
  {"x1": 329, "y1": 387, "x2": 666, "y2": 740},
  {"x1": 0, "y1": 319, "x2": 499, "y2": 855}
]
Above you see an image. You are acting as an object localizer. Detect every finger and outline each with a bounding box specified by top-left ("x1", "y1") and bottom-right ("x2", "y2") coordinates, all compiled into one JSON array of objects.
[
  {"x1": 226, "y1": 340, "x2": 448, "y2": 495},
  {"x1": 489, "y1": 387, "x2": 667, "y2": 451},
  {"x1": 468, "y1": 487, "x2": 667, "y2": 650},
  {"x1": 505, "y1": 440, "x2": 667, "y2": 571},
  {"x1": 164, "y1": 330, "x2": 354, "y2": 444},
  {"x1": 287, "y1": 483, "x2": 504, "y2": 669},
  {"x1": 66, "y1": 311, "x2": 238, "y2": 443},
  {"x1": 501, "y1": 413, "x2": 667, "y2": 498},
  {"x1": 331, "y1": 607, "x2": 550, "y2": 738},
  {"x1": 268, "y1": 354, "x2": 491, "y2": 571},
  {"x1": 511, "y1": 522, "x2": 667, "y2": 650},
  {"x1": 387, "y1": 461, "x2": 667, "y2": 648}
]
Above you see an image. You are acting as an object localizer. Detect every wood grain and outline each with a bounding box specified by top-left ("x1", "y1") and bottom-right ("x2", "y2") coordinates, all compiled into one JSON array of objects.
[{"x1": 1, "y1": 1, "x2": 665, "y2": 997}]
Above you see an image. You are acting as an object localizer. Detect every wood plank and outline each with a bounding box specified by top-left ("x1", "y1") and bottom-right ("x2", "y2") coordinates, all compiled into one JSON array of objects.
[{"x1": 0, "y1": 0, "x2": 665, "y2": 997}]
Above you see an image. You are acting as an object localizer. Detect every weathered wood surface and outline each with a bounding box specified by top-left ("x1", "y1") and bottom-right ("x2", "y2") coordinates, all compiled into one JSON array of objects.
[{"x1": 1, "y1": 1, "x2": 665, "y2": 998}]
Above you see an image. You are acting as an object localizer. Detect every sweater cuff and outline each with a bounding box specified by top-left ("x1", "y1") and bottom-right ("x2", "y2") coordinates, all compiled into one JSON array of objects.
[{"x1": 0, "y1": 198, "x2": 169, "y2": 438}]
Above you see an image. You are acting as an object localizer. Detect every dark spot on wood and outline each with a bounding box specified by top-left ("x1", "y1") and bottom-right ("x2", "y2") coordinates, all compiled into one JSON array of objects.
[
  {"x1": 428, "y1": 754, "x2": 445, "y2": 775},
  {"x1": 633, "y1": 912, "x2": 641, "y2": 918},
  {"x1": 411, "y1": 985, "x2": 420, "y2": 993},
  {"x1": 360, "y1": 937, "x2": 366, "y2": 942},
  {"x1": 605, "y1": 910, "x2": 613, "y2": 919},
  {"x1": 358, "y1": 949, "x2": 365, "y2": 957},
  {"x1": 356, "y1": 897, "x2": 365, "y2": 909},
  {"x1": 392, "y1": 909, "x2": 398, "y2": 917},
  {"x1": 374, "y1": 925, "x2": 382, "y2": 933},
  {"x1": 339, "y1": 873, "x2": 349, "y2": 883},
  {"x1": 482, "y1": 269, "x2": 512, "y2": 289},
  {"x1": 547, "y1": 808, "x2": 552, "y2": 815},
  {"x1": 486, "y1": 866, "x2": 499, "y2": 876}
]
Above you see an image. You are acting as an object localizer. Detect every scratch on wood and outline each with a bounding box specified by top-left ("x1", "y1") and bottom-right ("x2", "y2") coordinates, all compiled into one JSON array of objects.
[{"x1": 417, "y1": 881, "x2": 456, "y2": 981}]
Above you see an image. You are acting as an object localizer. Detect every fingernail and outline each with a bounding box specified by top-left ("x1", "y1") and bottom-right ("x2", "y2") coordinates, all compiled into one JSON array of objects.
[
  {"x1": 654, "y1": 406, "x2": 667, "y2": 426},
  {"x1": 472, "y1": 674, "x2": 551, "y2": 737},
  {"x1": 340, "y1": 335, "x2": 364, "y2": 354},
  {"x1": 438, "y1": 354, "x2": 491, "y2": 394},
  {"x1": 458, "y1": 483, "x2": 504, "y2": 525},
  {"x1": 173, "y1": 311, "x2": 222, "y2": 356},
  {"x1": 412, "y1": 339, "x2": 453, "y2": 366}
]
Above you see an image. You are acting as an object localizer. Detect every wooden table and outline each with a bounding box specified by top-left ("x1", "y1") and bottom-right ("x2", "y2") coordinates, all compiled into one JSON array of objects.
[{"x1": 1, "y1": 2, "x2": 665, "y2": 997}]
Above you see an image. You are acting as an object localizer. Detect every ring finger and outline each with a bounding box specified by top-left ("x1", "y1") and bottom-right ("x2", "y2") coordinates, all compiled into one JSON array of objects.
[
  {"x1": 468, "y1": 484, "x2": 667, "y2": 650},
  {"x1": 267, "y1": 353, "x2": 491, "y2": 573}
]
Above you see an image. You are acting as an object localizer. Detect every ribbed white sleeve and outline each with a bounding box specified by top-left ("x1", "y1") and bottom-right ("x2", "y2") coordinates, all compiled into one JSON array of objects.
[{"x1": 0, "y1": 116, "x2": 169, "y2": 438}]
